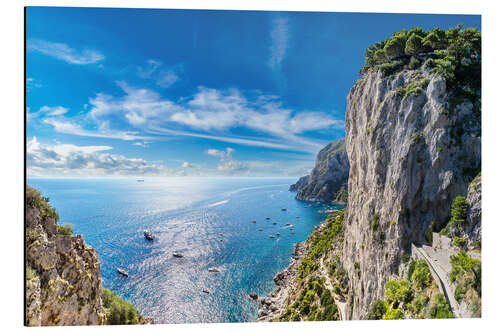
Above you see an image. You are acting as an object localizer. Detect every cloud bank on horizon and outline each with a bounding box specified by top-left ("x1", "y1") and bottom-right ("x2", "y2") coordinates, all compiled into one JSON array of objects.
[{"x1": 26, "y1": 8, "x2": 480, "y2": 177}]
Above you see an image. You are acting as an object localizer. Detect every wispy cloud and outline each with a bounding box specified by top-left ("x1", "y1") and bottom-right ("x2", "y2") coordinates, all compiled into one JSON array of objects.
[
  {"x1": 42, "y1": 81, "x2": 341, "y2": 153},
  {"x1": 26, "y1": 78, "x2": 42, "y2": 91},
  {"x1": 28, "y1": 105, "x2": 68, "y2": 122},
  {"x1": 28, "y1": 39, "x2": 105, "y2": 65},
  {"x1": 269, "y1": 16, "x2": 290, "y2": 70},
  {"x1": 43, "y1": 118, "x2": 151, "y2": 141},
  {"x1": 27, "y1": 137, "x2": 168, "y2": 177},
  {"x1": 137, "y1": 59, "x2": 180, "y2": 88},
  {"x1": 206, "y1": 147, "x2": 249, "y2": 175},
  {"x1": 132, "y1": 141, "x2": 150, "y2": 148}
]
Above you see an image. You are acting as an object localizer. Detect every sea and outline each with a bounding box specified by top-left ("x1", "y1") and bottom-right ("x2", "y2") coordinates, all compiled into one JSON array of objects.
[{"x1": 27, "y1": 177, "x2": 342, "y2": 324}]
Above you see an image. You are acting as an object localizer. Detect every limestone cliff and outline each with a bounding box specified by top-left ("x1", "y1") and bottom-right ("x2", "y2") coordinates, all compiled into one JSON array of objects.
[
  {"x1": 25, "y1": 186, "x2": 152, "y2": 326},
  {"x1": 342, "y1": 67, "x2": 480, "y2": 319},
  {"x1": 465, "y1": 174, "x2": 481, "y2": 248},
  {"x1": 290, "y1": 139, "x2": 349, "y2": 202}
]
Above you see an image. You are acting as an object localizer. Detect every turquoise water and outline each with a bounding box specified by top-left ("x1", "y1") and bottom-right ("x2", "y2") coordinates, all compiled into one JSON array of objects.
[{"x1": 27, "y1": 177, "x2": 341, "y2": 324}]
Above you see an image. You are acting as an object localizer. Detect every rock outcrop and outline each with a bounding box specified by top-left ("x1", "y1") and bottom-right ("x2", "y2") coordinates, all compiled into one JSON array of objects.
[
  {"x1": 342, "y1": 67, "x2": 481, "y2": 319},
  {"x1": 290, "y1": 139, "x2": 349, "y2": 202},
  {"x1": 465, "y1": 174, "x2": 481, "y2": 248},
  {"x1": 25, "y1": 186, "x2": 152, "y2": 326},
  {"x1": 25, "y1": 186, "x2": 106, "y2": 326}
]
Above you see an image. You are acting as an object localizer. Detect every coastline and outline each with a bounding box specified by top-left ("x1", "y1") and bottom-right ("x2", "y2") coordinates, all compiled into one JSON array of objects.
[{"x1": 255, "y1": 241, "x2": 307, "y2": 321}]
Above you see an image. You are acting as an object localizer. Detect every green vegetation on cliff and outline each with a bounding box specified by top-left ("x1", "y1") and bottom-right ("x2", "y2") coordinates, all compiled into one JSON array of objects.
[
  {"x1": 369, "y1": 259, "x2": 453, "y2": 320},
  {"x1": 296, "y1": 210, "x2": 345, "y2": 282},
  {"x1": 449, "y1": 251, "x2": 481, "y2": 317},
  {"x1": 101, "y1": 288, "x2": 141, "y2": 325},
  {"x1": 277, "y1": 210, "x2": 346, "y2": 322}
]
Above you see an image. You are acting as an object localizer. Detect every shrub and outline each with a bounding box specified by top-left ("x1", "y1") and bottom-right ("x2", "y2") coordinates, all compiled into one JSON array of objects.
[
  {"x1": 368, "y1": 300, "x2": 389, "y2": 320},
  {"x1": 449, "y1": 250, "x2": 481, "y2": 283},
  {"x1": 409, "y1": 294, "x2": 430, "y2": 317},
  {"x1": 453, "y1": 236, "x2": 467, "y2": 249},
  {"x1": 430, "y1": 293, "x2": 454, "y2": 319},
  {"x1": 450, "y1": 196, "x2": 468, "y2": 230},
  {"x1": 408, "y1": 56, "x2": 421, "y2": 69},
  {"x1": 58, "y1": 223, "x2": 74, "y2": 236},
  {"x1": 317, "y1": 303, "x2": 338, "y2": 321},
  {"x1": 384, "y1": 35, "x2": 407, "y2": 59},
  {"x1": 383, "y1": 308, "x2": 405, "y2": 320},
  {"x1": 401, "y1": 253, "x2": 410, "y2": 264},
  {"x1": 407, "y1": 260, "x2": 417, "y2": 280},
  {"x1": 385, "y1": 279, "x2": 412, "y2": 304},
  {"x1": 405, "y1": 34, "x2": 424, "y2": 55},
  {"x1": 377, "y1": 60, "x2": 405, "y2": 77},
  {"x1": 320, "y1": 289, "x2": 334, "y2": 307},
  {"x1": 409, "y1": 259, "x2": 432, "y2": 290},
  {"x1": 454, "y1": 284, "x2": 466, "y2": 303},
  {"x1": 101, "y1": 288, "x2": 140, "y2": 325},
  {"x1": 26, "y1": 186, "x2": 59, "y2": 221}
]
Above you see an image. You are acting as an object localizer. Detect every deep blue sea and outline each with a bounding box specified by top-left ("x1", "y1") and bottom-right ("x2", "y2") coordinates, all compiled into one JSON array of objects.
[{"x1": 27, "y1": 177, "x2": 341, "y2": 324}]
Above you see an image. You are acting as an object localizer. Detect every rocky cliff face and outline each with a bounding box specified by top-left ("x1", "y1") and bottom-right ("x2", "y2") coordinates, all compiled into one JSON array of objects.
[
  {"x1": 342, "y1": 68, "x2": 480, "y2": 319},
  {"x1": 290, "y1": 139, "x2": 349, "y2": 202},
  {"x1": 25, "y1": 186, "x2": 106, "y2": 326},
  {"x1": 25, "y1": 186, "x2": 152, "y2": 326},
  {"x1": 465, "y1": 174, "x2": 481, "y2": 248}
]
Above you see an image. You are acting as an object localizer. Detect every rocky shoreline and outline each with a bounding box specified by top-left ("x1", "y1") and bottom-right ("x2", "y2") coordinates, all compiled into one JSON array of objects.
[{"x1": 256, "y1": 241, "x2": 307, "y2": 321}]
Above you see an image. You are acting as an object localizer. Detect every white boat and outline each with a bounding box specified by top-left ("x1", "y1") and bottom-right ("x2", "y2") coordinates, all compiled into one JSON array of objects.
[{"x1": 117, "y1": 268, "x2": 129, "y2": 277}]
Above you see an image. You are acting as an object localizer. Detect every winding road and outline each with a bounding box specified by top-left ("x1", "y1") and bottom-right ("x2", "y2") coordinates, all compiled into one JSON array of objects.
[{"x1": 411, "y1": 244, "x2": 460, "y2": 317}]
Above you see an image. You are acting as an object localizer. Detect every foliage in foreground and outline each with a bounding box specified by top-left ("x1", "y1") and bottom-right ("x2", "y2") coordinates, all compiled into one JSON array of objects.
[
  {"x1": 101, "y1": 288, "x2": 141, "y2": 325},
  {"x1": 370, "y1": 259, "x2": 453, "y2": 320},
  {"x1": 449, "y1": 251, "x2": 481, "y2": 317}
]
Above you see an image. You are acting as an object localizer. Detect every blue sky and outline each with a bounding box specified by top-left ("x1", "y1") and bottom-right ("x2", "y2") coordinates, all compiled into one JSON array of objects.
[{"x1": 26, "y1": 7, "x2": 481, "y2": 177}]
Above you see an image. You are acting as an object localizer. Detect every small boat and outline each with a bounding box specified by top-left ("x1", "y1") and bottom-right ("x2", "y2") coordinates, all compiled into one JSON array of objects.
[
  {"x1": 251, "y1": 220, "x2": 256, "y2": 223},
  {"x1": 219, "y1": 239, "x2": 223, "y2": 242},
  {"x1": 296, "y1": 216, "x2": 300, "y2": 219},
  {"x1": 258, "y1": 228, "x2": 263, "y2": 231},
  {"x1": 272, "y1": 222, "x2": 277, "y2": 225},
  {"x1": 269, "y1": 235, "x2": 275, "y2": 239},
  {"x1": 208, "y1": 268, "x2": 220, "y2": 273},
  {"x1": 136, "y1": 179, "x2": 145, "y2": 182},
  {"x1": 266, "y1": 217, "x2": 271, "y2": 220},
  {"x1": 173, "y1": 252, "x2": 184, "y2": 258},
  {"x1": 276, "y1": 232, "x2": 280, "y2": 236},
  {"x1": 285, "y1": 223, "x2": 291, "y2": 226},
  {"x1": 219, "y1": 233, "x2": 224, "y2": 236},
  {"x1": 202, "y1": 289, "x2": 210, "y2": 294},
  {"x1": 144, "y1": 230, "x2": 155, "y2": 241},
  {"x1": 117, "y1": 268, "x2": 129, "y2": 277},
  {"x1": 281, "y1": 208, "x2": 287, "y2": 211}
]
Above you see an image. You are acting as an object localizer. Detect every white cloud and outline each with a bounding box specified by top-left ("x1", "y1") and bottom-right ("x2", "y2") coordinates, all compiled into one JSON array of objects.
[
  {"x1": 38, "y1": 106, "x2": 69, "y2": 116},
  {"x1": 43, "y1": 118, "x2": 150, "y2": 141},
  {"x1": 181, "y1": 161, "x2": 191, "y2": 168},
  {"x1": 132, "y1": 141, "x2": 150, "y2": 148},
  {"x1": 157, "y1": 70, "x2": 179, "y2": 88},
  {"x1": 269, "y1": 17, "x2": 290, "y2": 70},
  {"x1": 89, "y1": 81, "x2": 182, "y2": 126},
  {"x1": 28, "y1": 39, "x2": 105, "y2": 65},
  {"x1": 137, "y1": 59, "x2": 180, "y2": 88},
  {"x1": 27, "y1": 78, "x2": 42, "y2": 91},
  {"x1": 47, "y1": 81, "x2": 341, "y2": 153},
  {"x1": 28, "y1": 105, "x2": 69, "y2": 121},
  {"x1": 27, "y1": 137, "x2": 168, "y2": 177},
  {"x1": 206, "y1": 147, "x2": 249, "y2": 175}
]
